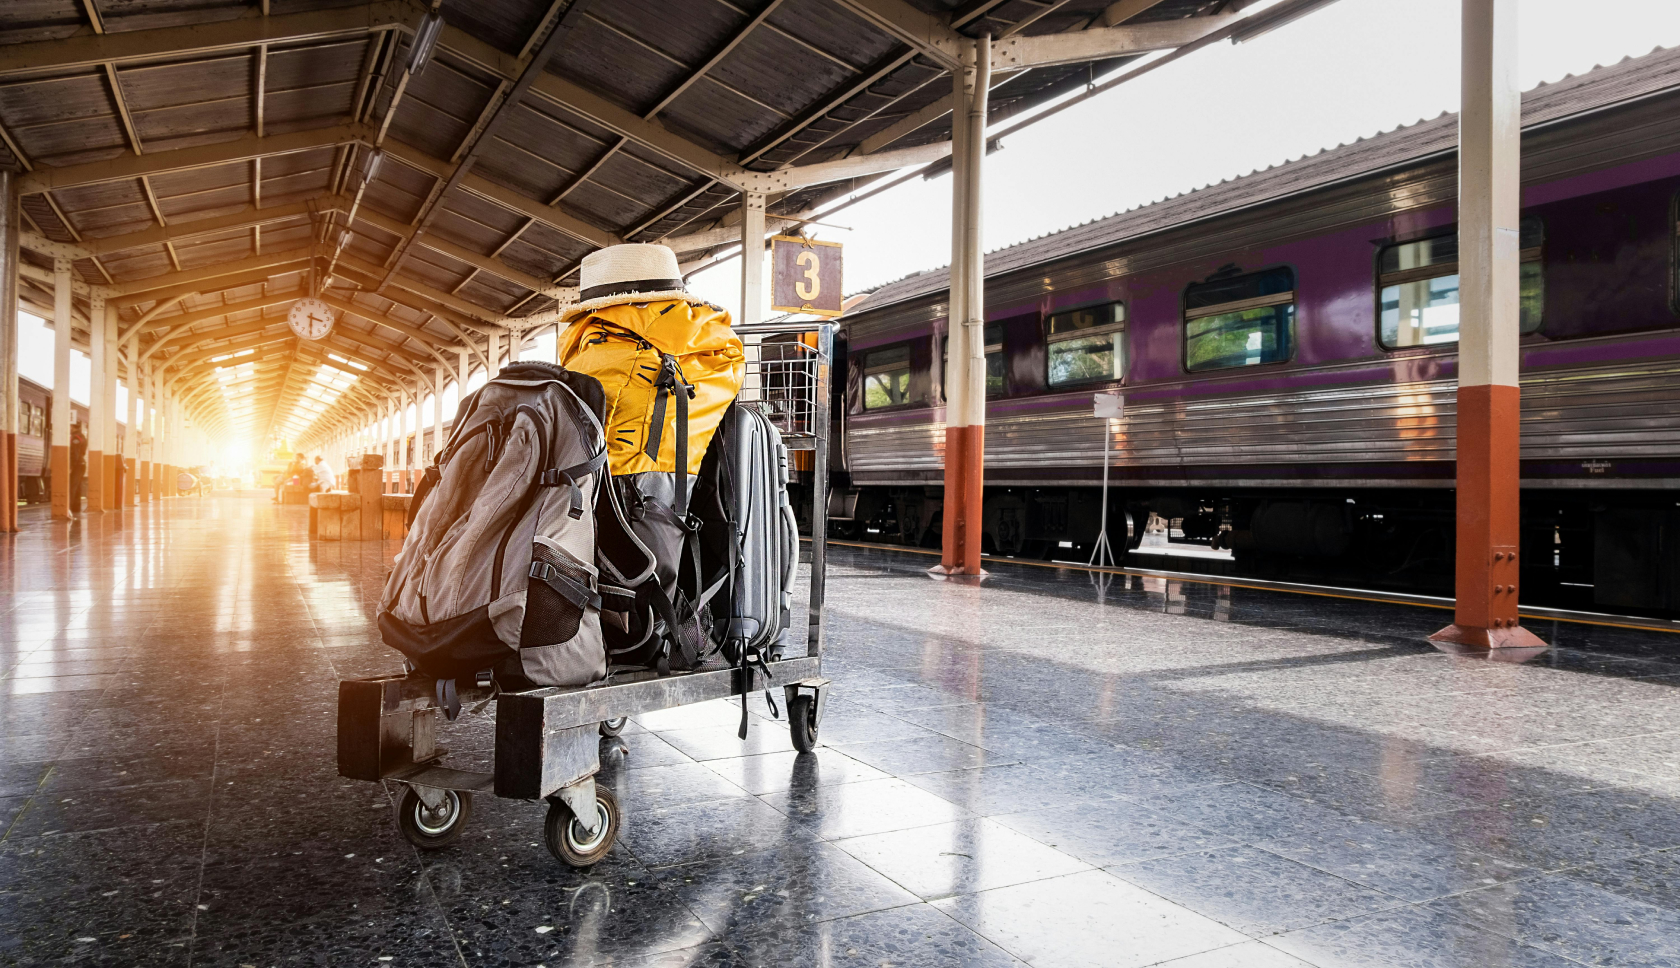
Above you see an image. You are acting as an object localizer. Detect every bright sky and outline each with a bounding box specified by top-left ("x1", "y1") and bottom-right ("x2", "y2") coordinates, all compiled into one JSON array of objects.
[{"x1": 687, "y1": 0, "x2": 1680, "y2": 319}]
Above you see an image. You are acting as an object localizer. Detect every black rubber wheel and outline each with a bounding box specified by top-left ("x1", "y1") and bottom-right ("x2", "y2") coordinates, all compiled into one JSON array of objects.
[
  {"x1": 599, "y1": 717, "x2": 628, "y2": 738},
  {"x1": 396, "y1": 787, "x2": 472, "y2": 849},
  {"x1": 544, "y1": 786, "x2": 619, "y2": 868},
  {"x1": 789, "y1": 693, "x2": 819, "y2": 754}
]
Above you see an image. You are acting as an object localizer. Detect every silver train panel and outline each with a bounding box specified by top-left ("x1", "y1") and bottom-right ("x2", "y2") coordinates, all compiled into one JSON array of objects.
[{"x1": 847, "y1": 355, "x2": 1680, "y2": 488}]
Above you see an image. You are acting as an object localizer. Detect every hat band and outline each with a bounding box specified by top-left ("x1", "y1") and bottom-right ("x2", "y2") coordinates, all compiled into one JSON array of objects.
[{"x1": 579, "y1": 278, "x2": 685, "y2": 301}]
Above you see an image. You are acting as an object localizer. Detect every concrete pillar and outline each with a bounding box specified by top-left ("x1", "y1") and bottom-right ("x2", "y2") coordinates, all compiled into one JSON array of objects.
[
  {"x1": 399, "y1": 390, "x2": 411, "y2": 491},
  {"x1": 431, "y1": 366, "x2": 444, "y2": 465},
  {"x1": 124, "y1": 357, "x2": 138, "y2": 507},
  {"x1": 0, "y1": 170, "x2": 17, "y2": 533},
  {"x1": 87, "y1": 293, "x2": 106, "y2": 512},
  {"x1": 739, "y1": 192, "x2": 765, "y2": 326},
  {"x1": 50, "y1": 257, "x2": 72, "y2": 519},
  {"x1": 938, "y1": 34, "x2": 990, "y2": 577},
  {"x1": 488, "y1": 331, "x2": 501, "y2": 379},
  {"x1": 138, "y1": 368, "x2": 151, "y2": 504},
  {"x1": 101, "y1": 301, "x2": 118, "y2": 509},
  {"x1": 1432, "y1": 0, "x2": 1540, "y2": 650}
]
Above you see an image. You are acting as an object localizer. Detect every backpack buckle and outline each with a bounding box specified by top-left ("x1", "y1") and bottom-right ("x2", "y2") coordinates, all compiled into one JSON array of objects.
[
  {"x1": 529, "y1": 561, "x2": 554, "y2": 581},
  {"x1": 539, "y1": 468, "x2": 564, "y2": 487}
]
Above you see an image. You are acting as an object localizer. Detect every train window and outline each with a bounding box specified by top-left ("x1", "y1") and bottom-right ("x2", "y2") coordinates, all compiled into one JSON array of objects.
[
  {"x1": 940, "y1": 321, "x2": 1006, "y2": 398},
  {"x1": 1046, "y1": 302, "x2": 1126, "y2": 386},
  {"x1": 1183, "y1": 267, "x2": 1295, "y2": 371},
  {"x1": 1378, "y1": 218, "x2": 1544, "y2": 347},
  {"x1": 862, "y1": 345, "x2": 913, "y2": 410}
]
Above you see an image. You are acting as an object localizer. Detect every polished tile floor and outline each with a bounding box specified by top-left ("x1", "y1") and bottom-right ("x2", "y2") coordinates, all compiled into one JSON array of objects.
[{"x1": 2, "y1": 496, "x2": 1679, "y2": 967}]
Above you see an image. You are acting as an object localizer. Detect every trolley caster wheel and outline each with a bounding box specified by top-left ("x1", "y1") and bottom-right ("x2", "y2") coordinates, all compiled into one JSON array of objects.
[
  {"x1": 545, "y1": 786, "x2": 619, "y2": 868},
  {"x1": 789, "y1": 693, "x2": 819, "y2": 754},
  {"x1": 599, "y1": 717, "x2": 628, "y2": 738},
  {"x1": 396, "y1": 787, "x2": 472, "y2": 849}
]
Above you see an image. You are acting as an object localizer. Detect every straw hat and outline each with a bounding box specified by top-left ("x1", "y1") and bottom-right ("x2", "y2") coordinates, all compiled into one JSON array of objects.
[{"x1": 564, "y1": 243, "x2": 690, "y2": 319}]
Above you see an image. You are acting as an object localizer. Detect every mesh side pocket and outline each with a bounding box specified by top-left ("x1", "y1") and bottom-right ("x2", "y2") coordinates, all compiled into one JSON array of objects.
[{"x1": 520, "y1": 543, "x2": 591, "y2": 647}]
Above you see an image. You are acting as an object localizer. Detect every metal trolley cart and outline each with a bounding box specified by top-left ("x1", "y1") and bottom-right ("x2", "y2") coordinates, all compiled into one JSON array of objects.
[{"x1": 336, "y1": 322, "x2": 834, "y2": 868}]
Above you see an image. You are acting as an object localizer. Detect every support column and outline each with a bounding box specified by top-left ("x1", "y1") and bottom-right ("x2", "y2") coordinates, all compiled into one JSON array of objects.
[
  {"x1": 124, "y1": 358, "x2": 138, "y2": 507},
  {"x1": 50, "y1": 257, "x2": 72, "y2": 520},
  {"x1": 1432, "y1": 0, "x2": 1541, "y2": 650},
  {"x1": 138, "y1": 369, "x2": 151, "y2": 504},
  {"x1": 398, "y1": 390, "x2": 411, "y2": 491},
  {"x1": 88, "y1": 293, "x2": 106, "y2": 512},
  {"x1": 487, "y1": 332, "x2": 502, "y2": 379},
  {"x1": 101, "y1": 301, "x2": 118, "y2": 509},
  {"x1": 938, "y1": 34, "x2": 989, "y2": 577},
  {"x1": 431, "y1": 366, "x2": 444, "y2": 465},
  {"x1": 0, "y1": 170, "x2": 17, "y2": 533},
  {"x1": 739, "y1": 191, "x2": 766, "y2": 325}
]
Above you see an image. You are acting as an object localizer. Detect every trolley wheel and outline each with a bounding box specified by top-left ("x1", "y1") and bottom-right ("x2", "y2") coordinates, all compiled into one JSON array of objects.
[
  {"x1": 396, "y1": 787, "x2": 472, "y2": 849},
  {"x1": 545, "y1": 786, "x2": 619, "y2": 868},
  {"x1": 789, "y1": 693, "x2": 819, "y2": 754},
  {"x1": 599, "y1": 717, "x2": 628, "y2": 738}
]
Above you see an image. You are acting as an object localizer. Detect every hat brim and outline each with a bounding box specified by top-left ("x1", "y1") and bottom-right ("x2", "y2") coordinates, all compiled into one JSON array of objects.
[{"x1": 560, "y1": 288, "x2": 693, "y2": 322}]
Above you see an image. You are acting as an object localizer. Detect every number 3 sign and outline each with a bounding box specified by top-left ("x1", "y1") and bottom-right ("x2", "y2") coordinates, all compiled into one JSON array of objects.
[{"x1": 770, "y1": 236, "x2": 844, "y2": 317}]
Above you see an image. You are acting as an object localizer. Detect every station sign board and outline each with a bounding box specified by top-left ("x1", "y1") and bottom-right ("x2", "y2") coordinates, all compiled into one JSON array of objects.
[
  {"x1": 1093, "y1": 391, "x2": 1124, "y2": 419},
  {"x1": 770, "y1": 235, "x2": 843, "y2": 317}
]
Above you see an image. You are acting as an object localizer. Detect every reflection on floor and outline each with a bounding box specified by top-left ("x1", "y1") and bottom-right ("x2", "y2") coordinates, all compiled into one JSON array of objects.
[{"x1": 1, "y1": 496, "x2": 1678, "y2": 967}]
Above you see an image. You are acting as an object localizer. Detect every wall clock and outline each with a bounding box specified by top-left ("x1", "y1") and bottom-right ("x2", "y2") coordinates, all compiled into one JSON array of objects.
[{"x1": 288, "y1": 298, "x2": 335, "y2": 340}]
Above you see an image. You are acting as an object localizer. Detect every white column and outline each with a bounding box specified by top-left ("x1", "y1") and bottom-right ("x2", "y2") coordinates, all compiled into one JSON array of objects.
[
  {"x1": 487, "y1": 332, "x2": 501, "y2": 379},
  {"x1": 739, "y1": 191, "x2": 766, "y2": 326},
  {"x1": 87, "y1": 292, "x2": 106, "y2": 512},
  {"x1": 1432, "y1": 0, "x2": 1536, "y2": 649},
  {"x1": 103, "y1": 300, "x2": 119, "y2": 507},
  {"x1": 0, "y1": 170, "x2": 17, "y2": 532},
  {"x1": 51, "y1": 257, "x2": 71, "y2": 519},
  {"x1": 125, "y1": 356, "x2": 139, "y2": 506},
  {"x1": 458, "y1": 347, "x2": 469, "y2": 400},
  {"x1": 431, "y1": 366, "x2": 444, "y2": 462}
]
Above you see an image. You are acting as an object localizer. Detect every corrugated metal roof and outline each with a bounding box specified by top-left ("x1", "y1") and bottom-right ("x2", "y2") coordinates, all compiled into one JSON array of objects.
[{"x1": 0, "y1": 0, "x2": 1313, "y2": 444}]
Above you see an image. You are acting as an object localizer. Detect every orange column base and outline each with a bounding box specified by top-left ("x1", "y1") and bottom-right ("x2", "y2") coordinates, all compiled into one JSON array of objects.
[
  {"x1": 1429, "y1": 383, "x2": 1544, "y2": 650},
  {"x1": 103, "y1": 453, "x2": 118, "y2": 509},
  {"x1": 1, "y1": 432, "x2": 15, "y2": 532},
  {"x1": 936, "y1": 424, "x2": 986, "y2": 577},
  {"x1": 87, "y1": 450, "x2": 105, "y2": 513},
  {"x1": 50, "y1": 444, "x2": 70, "y2": 519},
  {"x1": 124, "y1": 458, "x2": 136, "y2": 507}
]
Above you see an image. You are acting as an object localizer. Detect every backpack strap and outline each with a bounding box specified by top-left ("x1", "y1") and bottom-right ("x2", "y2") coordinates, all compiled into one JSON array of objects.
[
  {"x1": 643, "y1": 354, "x2": 693, "y2": 517},
  {"x1": 406, "y1": 464, "x2": 442, "y2": 528},
  {"x1": 528, "y1": 559, "x2": 603, "y2": 611}
]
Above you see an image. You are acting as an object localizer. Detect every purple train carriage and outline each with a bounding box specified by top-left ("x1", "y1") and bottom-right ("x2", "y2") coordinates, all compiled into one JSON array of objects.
[{"x1": 815, "y1": 47, "x2": 1680, "y2": 617}]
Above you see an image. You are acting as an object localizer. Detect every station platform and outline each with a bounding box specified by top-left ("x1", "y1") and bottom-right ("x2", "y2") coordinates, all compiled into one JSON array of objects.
[{"x1": 2, "y1": 495, "x2": 1678, "y2": 967}]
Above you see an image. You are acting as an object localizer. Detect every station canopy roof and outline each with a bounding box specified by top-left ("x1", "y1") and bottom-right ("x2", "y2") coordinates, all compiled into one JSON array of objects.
[{"x1": 0, "y1": 0, "x2": 1335, "y2": 446}]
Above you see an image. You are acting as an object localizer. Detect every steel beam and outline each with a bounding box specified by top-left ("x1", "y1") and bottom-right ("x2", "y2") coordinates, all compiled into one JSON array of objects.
[
  {"x1": 79, "y1": 197, "x2": 343, "y2": 257},
  {"x1": 19, "y1": 125, "x2": 369, "y2": 195},
  {"x1": 0, "y1": 3, "x2": 414, "y2": 77},
  {"x1": 829, "y1": 0, "x2": 963, "y2": 70},
  {"x1": 111, "y1": 248, "x2": 312, "y2": 299},
  {"x1": 991, "y1": 15, "x2": 1237, "y2": 69}
]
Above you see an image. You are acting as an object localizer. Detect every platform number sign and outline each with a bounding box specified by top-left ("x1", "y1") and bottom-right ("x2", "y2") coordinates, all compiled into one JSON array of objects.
[{"x1": 771, "y1": 236, "x2": 843, "y2": 317}]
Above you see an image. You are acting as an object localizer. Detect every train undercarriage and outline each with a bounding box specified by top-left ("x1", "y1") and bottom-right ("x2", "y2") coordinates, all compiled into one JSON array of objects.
[{"x1": 795, "y1": 482, "x2": 1680, "y2": 618}]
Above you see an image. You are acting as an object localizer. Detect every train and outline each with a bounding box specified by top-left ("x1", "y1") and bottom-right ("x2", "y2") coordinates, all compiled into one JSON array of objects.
[
  {"x1": 13, "y1": 376, "x2": 126, "y2": 505},
  {"x1": 805, "y1": 47, "x2": 1680, "y2": 617}
]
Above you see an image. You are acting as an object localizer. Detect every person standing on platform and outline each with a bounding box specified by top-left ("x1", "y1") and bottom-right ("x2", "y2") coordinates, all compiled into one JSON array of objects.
[{"x1": 69, "y1": 424, "x2": 87, "y2": 517}]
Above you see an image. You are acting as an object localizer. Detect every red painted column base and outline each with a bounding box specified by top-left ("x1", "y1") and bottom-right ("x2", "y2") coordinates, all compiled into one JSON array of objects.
[
  {"x1": 1, "y1": 432, "x2": 16, "y2": 532},
  {"x1": 935, "y1": 424, "x2": 986, "y2": 578},
  {"x1": 1429, "y1": 383, "x2": 1545, "y2": 650},
  {"x1": 51, "y1": 444, "x2": 70, "y2": 519}
]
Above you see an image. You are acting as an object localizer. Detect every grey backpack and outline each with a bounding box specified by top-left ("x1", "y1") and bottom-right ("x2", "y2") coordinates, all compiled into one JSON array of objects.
[{"x1": 378, "y1": 362, "x2": 612, "y2": 690}]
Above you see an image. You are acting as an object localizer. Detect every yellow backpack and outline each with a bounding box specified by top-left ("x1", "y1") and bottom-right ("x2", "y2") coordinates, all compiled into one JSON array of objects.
[{"x1": 558, "y1": 299, "x2": 744, "y2": 480}]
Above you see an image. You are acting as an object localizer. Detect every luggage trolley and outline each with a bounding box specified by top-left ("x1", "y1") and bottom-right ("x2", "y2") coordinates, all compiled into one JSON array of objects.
[{"x1": 335, "y1": 321, "x2": 834, "y2": 868}]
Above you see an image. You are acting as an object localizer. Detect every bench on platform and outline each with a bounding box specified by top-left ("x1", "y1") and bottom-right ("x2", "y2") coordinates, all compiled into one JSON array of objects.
[
  {"x1": 308, "y1": 491, "x2": 361, "y2": 540},
  {"x1": 280, "y1": 484, "x2": 310, "y2": 505},
  {"x1": 382, "y1": 494, "x2": 412, "y2": 541}
]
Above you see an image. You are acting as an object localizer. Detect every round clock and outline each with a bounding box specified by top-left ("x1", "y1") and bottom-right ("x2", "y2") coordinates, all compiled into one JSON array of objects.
[{"x1": 288, "y1": 298, "x2": 335, "y2": 340}]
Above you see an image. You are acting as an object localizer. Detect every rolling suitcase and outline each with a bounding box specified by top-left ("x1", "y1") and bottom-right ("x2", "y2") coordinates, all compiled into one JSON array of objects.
[{"x1": 724, "y1": 402, "x2": 799, "y2": 664}]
